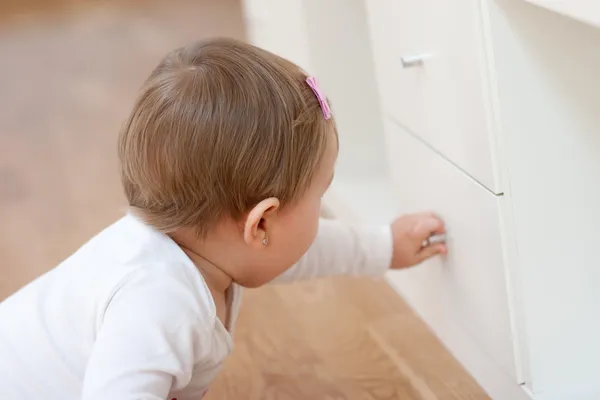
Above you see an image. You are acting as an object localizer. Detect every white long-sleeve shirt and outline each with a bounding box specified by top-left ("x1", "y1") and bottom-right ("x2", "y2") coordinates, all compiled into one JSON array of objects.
[{"x1": 0, "y1": 214, "x2": 392, "y2": 400}]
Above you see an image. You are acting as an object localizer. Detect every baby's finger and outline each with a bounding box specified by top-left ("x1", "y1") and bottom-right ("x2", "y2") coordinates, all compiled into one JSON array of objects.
[
  {"x1": 416, "y1": 243, "x2": 447, "y2": 263},
  {"x1": 415, "y1": 215, "x2": 446, "y2": 238}
]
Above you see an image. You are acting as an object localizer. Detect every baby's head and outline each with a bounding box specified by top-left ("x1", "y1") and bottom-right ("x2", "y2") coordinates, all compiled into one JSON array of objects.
[{"x1": 119, "y1": 38, "x2": 338, "y2": 287}]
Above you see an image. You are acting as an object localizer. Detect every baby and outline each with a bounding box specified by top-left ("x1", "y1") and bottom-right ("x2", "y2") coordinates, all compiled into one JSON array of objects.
[{"x1": 0, "y1": 38, "x2": 446, "y2": 399}]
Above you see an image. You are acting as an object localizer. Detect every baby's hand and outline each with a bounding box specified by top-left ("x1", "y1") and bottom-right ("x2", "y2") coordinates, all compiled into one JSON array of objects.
[{"x1": 390, "y1": 212, "x2": 447, "y2": 269}]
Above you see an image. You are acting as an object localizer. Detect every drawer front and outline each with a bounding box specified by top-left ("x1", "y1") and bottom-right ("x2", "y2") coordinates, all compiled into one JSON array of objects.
[
  {"x1": 365, "y1": 0, "x2": 501, "y2": 193},
  {"x1": 383, "y1": 118, "x2": 517, "y2": 380}
]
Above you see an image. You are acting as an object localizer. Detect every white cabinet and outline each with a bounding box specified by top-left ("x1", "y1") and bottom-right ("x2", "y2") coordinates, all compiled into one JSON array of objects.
[
  {"x1": 365, "y1": 0, "x2": 502, "y2": 193},
  {"x1": 243, "y1": 0, "x2": 600, "y2": 399}
]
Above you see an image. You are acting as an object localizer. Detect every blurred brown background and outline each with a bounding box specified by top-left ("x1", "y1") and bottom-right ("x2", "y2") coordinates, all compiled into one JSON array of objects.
[
  {"x1": 0, "y1": 0, "x2": 245, "y2": 299},
  {"x1": 0, "y1": 2, "x2": 486, "y2": 398}
]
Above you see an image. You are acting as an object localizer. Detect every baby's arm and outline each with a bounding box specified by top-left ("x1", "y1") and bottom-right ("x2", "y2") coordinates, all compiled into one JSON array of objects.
[
  {"x1": 274, "y1": 213, "x2": 447, "y2": 283},
  {"x1": 274, "y1": 218, "x2": 393, "y2": 282},
  {"x1": 82, "y1": 269, "x2": 208, "y2": 400}
]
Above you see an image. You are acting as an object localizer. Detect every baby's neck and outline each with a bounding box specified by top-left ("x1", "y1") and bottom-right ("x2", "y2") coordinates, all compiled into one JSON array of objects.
[
  {"x1": 181, "y1": 247, "x2": 233, "y2": 295},
  {"x1": 170, "y1": 229, "x2": 235, "y2": 330},
  {"x1": 169, "y1": 229, "x2": 234, "y2": 295}
]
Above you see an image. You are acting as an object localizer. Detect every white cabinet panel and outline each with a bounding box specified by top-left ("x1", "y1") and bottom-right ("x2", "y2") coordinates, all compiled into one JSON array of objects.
[
  {"x1": 383, "y1": 118, "x2": 517, "y2": 382},
  {"x1": 240, "y1": 0, "x2": 273, "y2": 21},
  {"x1": 365, "y1": 0, "x2": 501, "y2": 193},
  {"x1": 242, "y1": 0, "x2": 312, "y2": 70},
  {"x1": 488, "y1": 0, "x2": 600, "y2": 395},
  {"x1": 524, "y1": 0, "x2": 600, "y2": 28}
]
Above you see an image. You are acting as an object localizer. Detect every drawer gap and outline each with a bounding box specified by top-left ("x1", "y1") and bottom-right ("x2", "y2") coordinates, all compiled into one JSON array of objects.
[{"x1": 389, "y1": 116, "x2": 504, "y2": 197}]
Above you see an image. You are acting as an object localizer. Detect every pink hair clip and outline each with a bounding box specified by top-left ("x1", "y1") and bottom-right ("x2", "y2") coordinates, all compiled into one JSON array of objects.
[{"x1": 306, "y1": 76, "x2": 332, "y2": 120}]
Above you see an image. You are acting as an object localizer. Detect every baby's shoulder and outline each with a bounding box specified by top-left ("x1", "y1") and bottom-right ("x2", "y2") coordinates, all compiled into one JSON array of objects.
[{"x1": 105, "y1": 262, "x2": 217, "y2": 333}]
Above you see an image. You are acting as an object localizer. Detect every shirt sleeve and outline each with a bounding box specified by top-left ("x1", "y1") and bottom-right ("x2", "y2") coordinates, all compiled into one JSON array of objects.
[
  {"x1": 274, "y1": 218, "x2": 393, "y2": 283},
  {"x1": 82, "y1": 269, "x2": 212, "y2": 400}
]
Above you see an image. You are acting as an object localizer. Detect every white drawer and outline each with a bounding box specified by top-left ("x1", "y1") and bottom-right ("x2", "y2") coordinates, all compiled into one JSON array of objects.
[
  {"x1": 383, "y1": 118, "x2": 518, "y2": 382},
  {"x1": 365, "y1": 0, "x2": 501, "y2": 193}
]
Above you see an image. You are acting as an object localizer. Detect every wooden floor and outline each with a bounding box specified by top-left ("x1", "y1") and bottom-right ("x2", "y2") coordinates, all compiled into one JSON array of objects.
[
  {"x1": 207, "y1": 278, "x2": 489, "y2": 400},
  {"x1": 0, "y1": 2, "x2": 488, "y2": 399}
]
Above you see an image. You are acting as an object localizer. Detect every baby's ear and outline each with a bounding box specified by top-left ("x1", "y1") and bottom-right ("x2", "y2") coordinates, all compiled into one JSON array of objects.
[{"x1": 243, "y1": 197, "x2": 280, "y2": 247}]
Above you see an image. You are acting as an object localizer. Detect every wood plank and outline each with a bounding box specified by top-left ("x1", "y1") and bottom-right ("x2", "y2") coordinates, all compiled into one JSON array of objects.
[{"x1": 368, "y1": 314, "x2": 490, "y2": 400}]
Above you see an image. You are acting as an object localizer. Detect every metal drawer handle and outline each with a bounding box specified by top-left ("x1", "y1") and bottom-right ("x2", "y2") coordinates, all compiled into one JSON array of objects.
[{"x1": 401, "y1": 54, "x2": 426, "y2": 68}]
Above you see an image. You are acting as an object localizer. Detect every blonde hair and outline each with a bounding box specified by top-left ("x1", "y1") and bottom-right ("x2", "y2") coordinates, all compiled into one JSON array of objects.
[{"x1": 118, "y1": 38, "x2": 336, "y2": 235}]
